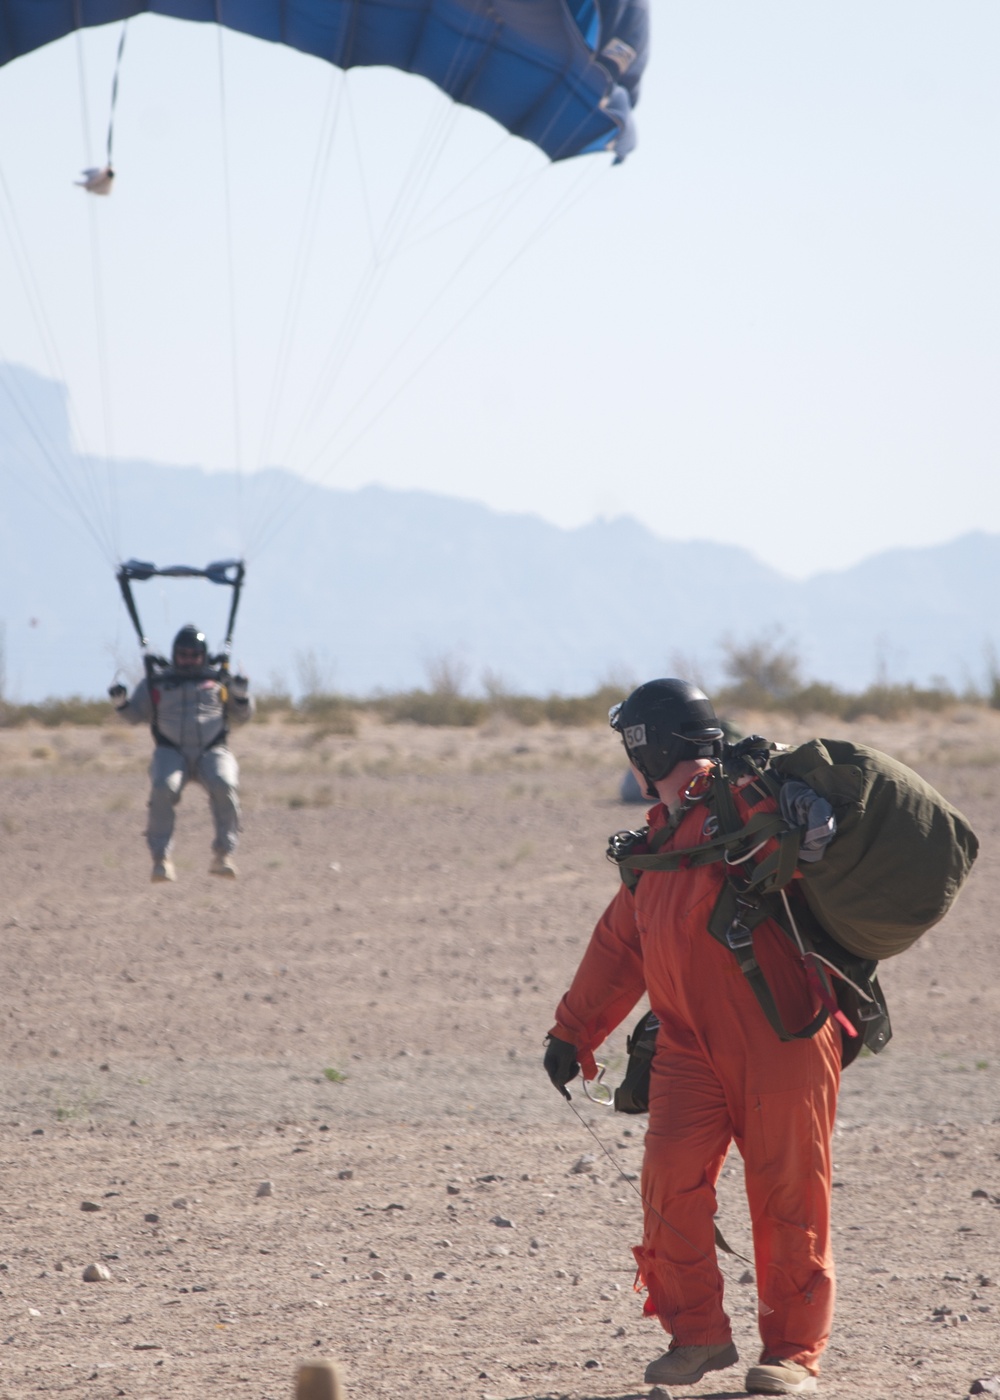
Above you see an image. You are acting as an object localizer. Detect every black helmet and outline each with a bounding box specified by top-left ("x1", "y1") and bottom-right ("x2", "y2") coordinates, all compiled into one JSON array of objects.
[
  {"x1": 172, "y1": 624, "x2": 208, "y2": 671},
  {"x1": 609, "y1": 678, "x2": 724, "y2": 796}
]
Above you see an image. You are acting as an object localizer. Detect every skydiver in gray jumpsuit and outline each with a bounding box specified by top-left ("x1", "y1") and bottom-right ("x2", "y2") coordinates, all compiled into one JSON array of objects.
[{"x1": 109, "y1": 624, "x2": 254, "y2": 883}]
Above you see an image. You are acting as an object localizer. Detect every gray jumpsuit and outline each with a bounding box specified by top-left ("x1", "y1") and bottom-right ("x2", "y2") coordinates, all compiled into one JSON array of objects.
[{"x1": 116, "y1": 673, "x2": 254, "y2": 860}]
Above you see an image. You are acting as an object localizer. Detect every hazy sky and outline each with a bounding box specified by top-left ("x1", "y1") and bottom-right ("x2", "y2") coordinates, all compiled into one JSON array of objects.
[{"x1": 1, "y1": 1, "x2": 998, "y2": 579}]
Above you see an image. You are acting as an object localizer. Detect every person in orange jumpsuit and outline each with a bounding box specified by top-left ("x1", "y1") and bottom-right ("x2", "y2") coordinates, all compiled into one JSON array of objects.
[{"x1": 544, "y1": 679, "x2": 841, "y2": 1397}]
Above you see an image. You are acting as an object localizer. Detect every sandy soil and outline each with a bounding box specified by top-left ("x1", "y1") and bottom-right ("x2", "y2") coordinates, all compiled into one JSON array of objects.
[{"x1": 0, "y1": 709, "x2": 998, "y2": 1400}]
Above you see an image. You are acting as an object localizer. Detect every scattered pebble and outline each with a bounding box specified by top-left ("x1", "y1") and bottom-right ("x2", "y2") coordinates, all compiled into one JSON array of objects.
[
  {"x1": 337, "y1": 1169, "x2": 354, "y2": 1181},
  {"x1": 370, "y1": 1269, "x2": 387, "y2": 1282},
  {"x1": 739, "y1": 1270, "x2": 755, "y2": 1285},
  {"x1": 433, "y1": 1270, "x2": 447, "y2": 1280},
  {"x1": 554, "y1": 1269, "x2": 567, "y2": 1279},
  {"x1": 255, "y1": 1181, "x2": 273, "y2": 1199},
  {"x1": 583, "y1": 1358, "x2": 601, "y2": 1369},
  {"x1": 490, "y1": 1215, "x2": 515, "y2": 1229},
  {"x1": 402, "y1": 1271, "x2": 414, "y2": 1282},
  {"x1": 82, "y1": 1263, "x2": 112, "y2": 1283},
  {"x1": 570, "y1": 1154, "x2": 595, "y2": 1175},
  {"x1": 80, "y1": 1201, "x2": 100, "y2": 1213},
  {"x1": 28, "y1": 1308, "x2": 41, "y2": 1317},
  {"x1": 446, "y1": 1184, "x2": 460, "y2": 1195},
  {"x1": 144, "y1": 1213, "x2": 159, "y2": 1224},
  {"x1": 171, "y1": 1198, "x2": 189, "y2": 1210},
  {"x1": 487, "y1": 1245, "x2": 508, "y2": 1258},
  {"x1": 970, "y1": 1378, "x2": 1000, "y2": 1397}
]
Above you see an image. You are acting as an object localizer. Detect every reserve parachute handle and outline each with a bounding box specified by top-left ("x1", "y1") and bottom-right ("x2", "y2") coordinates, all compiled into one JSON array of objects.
[{"x1": 116, "y1": 558, "x2": 246, "y2": 663}]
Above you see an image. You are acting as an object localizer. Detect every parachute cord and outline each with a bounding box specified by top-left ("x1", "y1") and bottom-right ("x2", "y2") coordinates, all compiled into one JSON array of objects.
[
  {"x1": 253, "y1": 156, "x2": 606, "y2": 555},
  {"x1": 345, "y1": 78, "x2": 378, "y2": 261},
  {"x1": 0, "y1": 160, "x2": 116, "y2": 562},
  {"x1": 0, "y1": 368, "x2": 116, "y2": 564},
  {"x1": 106, "y1": 22, "x2": 128, "y2": 170},
  {"x1": 254, "y1": 69, "x2": 345, "y2": 478},
  {"x1": 401, "y1": 133, "x2": 512, "y2": 249},
  {"x1": 253, "y1": 9, "x2": 484, "y2": 532},
  {"x1": 214, "y1": 11, "x2": 246, "y2": 552},
  {"x1": 562, "y1": 1094, "x2": 751, "y2": 1268},
  {"x1": 75, "y1": 19, "x2": 121, "y2": 560},
  {"x1": 264, "y1": 80, "x2": 463, "y2": 480}
]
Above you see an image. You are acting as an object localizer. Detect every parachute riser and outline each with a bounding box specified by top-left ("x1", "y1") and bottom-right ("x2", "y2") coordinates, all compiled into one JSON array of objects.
[{"x1": 115, "y1": 558, "x2": 246, "y2": 673}]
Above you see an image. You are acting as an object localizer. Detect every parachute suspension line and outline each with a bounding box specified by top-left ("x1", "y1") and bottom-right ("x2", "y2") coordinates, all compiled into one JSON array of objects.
[
  {"x1": 254, "y1": 155, "x2": 607, "y2": 556},
  {"x1": 283, "y1": 146, "x2": 545, "y2": 477},
  {"x1": 344, "y1": 78, "x2": 378, "y2": 261},
  {"x1": 0, "y1": 161, "x2": 116, "y2": 561},
  {"x1": 263, "y1": 77, "x2": 461, "y2": 483},
  {"x1": 259, "y1": 12, "x2": 484, "y2": 505},
  {"x1": 214, "y1": 11, "x2": 246, "y2": 550},
  {"x1": 253, "y1": 69, "x2": 346, "y2": 480},
  {"x1": 0, "y1": 369, "x2": 116, "y2": 563},
  {"x1": 105, "y1": 23, "x2": 128, "y2": 171},
  {"x1": 74, "y1": 18, "x2": 121, "y2": 559}
]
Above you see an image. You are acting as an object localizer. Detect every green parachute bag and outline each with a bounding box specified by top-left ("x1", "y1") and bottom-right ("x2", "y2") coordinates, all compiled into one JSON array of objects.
[{"x1": 769, "y1": 738, "x2": 979, "y2": 960}]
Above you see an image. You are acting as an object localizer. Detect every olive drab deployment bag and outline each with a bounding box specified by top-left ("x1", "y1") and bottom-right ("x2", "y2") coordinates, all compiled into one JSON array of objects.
[
  {"x1": 766, "y1": 739, "x2": 979, "y2": 960},
  {"x1": 608, "y1": 737, "x2": 979, "y2": 1060}
]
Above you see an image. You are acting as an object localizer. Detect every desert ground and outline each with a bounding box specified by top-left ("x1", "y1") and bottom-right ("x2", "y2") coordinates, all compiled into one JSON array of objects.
[{"x1": 1, "y1": 707, "x2": 998, "y2": 1400}]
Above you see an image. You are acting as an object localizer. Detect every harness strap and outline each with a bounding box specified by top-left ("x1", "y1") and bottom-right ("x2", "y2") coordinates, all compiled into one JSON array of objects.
[
  {"x1": 618, "y1": 809, "x2": 787, "y2": 877},
  {"x1": 706, "y1": 882, "x2": 829, "y2": 1042}
]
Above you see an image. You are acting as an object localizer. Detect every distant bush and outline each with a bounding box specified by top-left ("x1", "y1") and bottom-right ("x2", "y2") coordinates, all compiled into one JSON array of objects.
[
  {"x1": 296, "y1": 692, "x2": 358, "y2": 735},
  {"x1": 1, "y1": 664, "x2": 988, "y2": 732},
  {"x1": 253, "y1": 689, "x2": 295, "y2": 719},
  {"x1": 713, "y1": 634, "x2": 966, "y2": 721},
  {"x1": 0, "y1": 696, "x2": 109, "y2": 728},
  {"x1": 372, "y1": 689, "x2": 486, "y2": 728}
]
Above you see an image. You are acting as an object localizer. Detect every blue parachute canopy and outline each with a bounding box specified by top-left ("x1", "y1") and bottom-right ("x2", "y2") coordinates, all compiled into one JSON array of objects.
[{"x1": 0, "y1": 0, "x2": 648, "y2": 161}]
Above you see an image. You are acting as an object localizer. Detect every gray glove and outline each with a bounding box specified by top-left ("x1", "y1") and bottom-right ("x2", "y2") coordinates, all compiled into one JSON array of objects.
[
  {"x1": 108, "y1": 683, "x2": 127, "y2": 704},
  {"x1": 230, "y1": 674, "x2": 249, "y2": 700}
]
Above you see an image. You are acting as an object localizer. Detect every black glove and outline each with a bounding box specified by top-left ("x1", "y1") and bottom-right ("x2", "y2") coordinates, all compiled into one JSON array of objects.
[
  {"x1": 230, "y1": 674, "x2": 249, "y2": 700},
  {"x1": 108, "y1": 683, "x2": 127, "y2": 704},
  {"x1": 543, "y1": 1035, "x2": 579, "y2": 1101}
]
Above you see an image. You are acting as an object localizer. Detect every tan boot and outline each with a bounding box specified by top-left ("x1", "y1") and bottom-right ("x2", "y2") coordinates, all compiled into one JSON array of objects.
[
  {"x1": 295, "y1": 1359, "x2": 345, "y2": 1400},
  {"x1": 209, "y1": 852, "x2": 237, "y2": 878},
  {"x1": 151, "y1": 858, "x2": 176, "y2": 883},
  {"x1": 746, "y1": 1357, "x2": 818, "y2": 1394},
  {"x1": 644, "y1": 1340, "x2": 739, "y2": 1385}
]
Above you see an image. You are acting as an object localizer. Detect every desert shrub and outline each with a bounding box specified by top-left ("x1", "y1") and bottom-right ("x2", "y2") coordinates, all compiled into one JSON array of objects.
[
  {"x1": 717, "y1": 634, "x2": 803, "y2": 709},
  {"x1": 253, "y1": 689, "x2": 294, "y2": 720},
  {"x1": 374, "y1": 689, "x2": 485, "y2": 727},
  {"x1": 296, "y1": 691, "x2": 358, "y2": 735},
  {"x1": 0, "y1": 696, "x2": 109, "y2": 727},
  {"x1": 842, "y1": 682, "x2": 956, "y2": 721},
  {"x1": 487, "y1": 693, "x2": 548, "y2": 726}
]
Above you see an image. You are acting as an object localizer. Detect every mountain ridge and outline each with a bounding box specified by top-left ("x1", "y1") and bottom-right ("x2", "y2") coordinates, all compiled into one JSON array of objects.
[{"x1": 1, "y1": 363, "x2": 994, "y2": 702}]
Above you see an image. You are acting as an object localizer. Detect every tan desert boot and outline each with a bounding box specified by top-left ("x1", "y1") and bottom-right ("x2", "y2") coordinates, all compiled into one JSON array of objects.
[
  {"x1": 746, "y1": 1357, "x2": 818, "y2": 1394},
  {"x1": 644, "y1": 1340, "x2": 739, "y2": 1385},
  {"x1": 209, "y1": 852, "x2": 237, "y2": 878},
  {"x1": 295, "y1": 1359, "x2": 345, "y2": 1400},
  {"x1": 151, "y1": 858, "x2": 176, "y2": 883}
]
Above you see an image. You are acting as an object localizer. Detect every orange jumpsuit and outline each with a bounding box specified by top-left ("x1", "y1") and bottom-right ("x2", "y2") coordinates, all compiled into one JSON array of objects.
[{"x1": 550, "y1": 791, "x2": 841, "y2": 1374}]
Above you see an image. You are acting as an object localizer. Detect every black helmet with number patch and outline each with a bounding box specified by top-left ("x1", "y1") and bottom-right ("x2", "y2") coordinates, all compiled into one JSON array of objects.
[{"x1": 609, "y1": 678, "x2": 724, "y2": 797}]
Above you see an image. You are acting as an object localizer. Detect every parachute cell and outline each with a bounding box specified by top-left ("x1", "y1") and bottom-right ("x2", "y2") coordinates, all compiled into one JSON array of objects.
[{"x1": 0, "y1": 0, "x2": 648, "y2": 161}]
